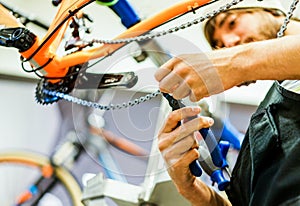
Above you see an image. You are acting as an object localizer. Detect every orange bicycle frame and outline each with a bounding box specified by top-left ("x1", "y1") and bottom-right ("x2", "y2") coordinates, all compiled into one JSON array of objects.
[{"x1": 1, "y1": 0, "x2": 210, "y2": 81}]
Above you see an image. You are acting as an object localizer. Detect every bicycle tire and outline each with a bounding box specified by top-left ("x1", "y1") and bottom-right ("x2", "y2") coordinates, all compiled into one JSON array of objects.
[{"x1": 0, "y1": 150, "x2": 84, "y2": 206}]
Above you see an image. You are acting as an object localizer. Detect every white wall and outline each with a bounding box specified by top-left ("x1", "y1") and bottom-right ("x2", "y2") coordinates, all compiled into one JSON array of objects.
[{"x1": 0, "y1": 78, "x2": 60, "y2": 154}]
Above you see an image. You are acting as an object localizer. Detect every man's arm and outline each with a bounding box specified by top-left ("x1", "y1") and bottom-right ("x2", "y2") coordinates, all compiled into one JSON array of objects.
[
  {"x1": 155, "y1": 35, "x2": 300, "y2": 101},
  {"x1": 242, "y1": 35, "x2": 300, "y2": 81}
]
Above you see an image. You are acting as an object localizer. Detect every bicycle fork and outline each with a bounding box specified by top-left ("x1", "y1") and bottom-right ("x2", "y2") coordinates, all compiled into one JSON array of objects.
[
  {"x1": 15, "y1": 165, "x2": 58, "y2": 206},
  {"x1": 15, "y1": 132, "x2": 84, "y2": 205}
]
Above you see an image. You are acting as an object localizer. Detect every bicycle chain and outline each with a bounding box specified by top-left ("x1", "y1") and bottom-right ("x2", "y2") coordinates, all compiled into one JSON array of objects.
[
  {"x1": 92, "y1": 0, "x2": 244, "y2": 44},
  {"x1": 43, "y1": 89, "x2": 161, "y2": 110},
  {"x1": 277, "y1": 0, "x2": 299, "y2": 38},
  {"x1": 43, "y1": 0, "x2": 244, "y2": 109},
  {"x1": 43, "y1": 0, "x2": 298, "y2": 110}
]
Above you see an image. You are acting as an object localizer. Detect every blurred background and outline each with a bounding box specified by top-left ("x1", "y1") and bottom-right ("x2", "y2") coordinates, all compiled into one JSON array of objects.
[{"x1": 0, "y1": 1, "x2": 299, "y2": 203}]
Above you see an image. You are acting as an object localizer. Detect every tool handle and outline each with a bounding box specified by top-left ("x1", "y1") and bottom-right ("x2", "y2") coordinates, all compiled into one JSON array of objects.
[
  {"x1": 189, "y1": 159, "x2": 202, "y2": 176},
  {"x1": 199, "y1": 128, "x2": 225, "y2": 168},
  {"x1": 198, "y1": 145, "x2": 229, "y2": 191},
  {"x1": 162, "y1": 93, "x2": 202, "y2": 176}
]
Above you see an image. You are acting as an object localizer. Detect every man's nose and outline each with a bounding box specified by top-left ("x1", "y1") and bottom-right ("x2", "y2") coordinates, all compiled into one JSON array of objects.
[{"x1": 223, "y1": 34, "x2": 241, "y2": 47}]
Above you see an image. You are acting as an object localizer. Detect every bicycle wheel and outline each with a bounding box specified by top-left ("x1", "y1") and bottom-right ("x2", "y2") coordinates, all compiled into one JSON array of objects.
[{"x1": 0, "y1": 150, "x2": 83, "y2": 206}]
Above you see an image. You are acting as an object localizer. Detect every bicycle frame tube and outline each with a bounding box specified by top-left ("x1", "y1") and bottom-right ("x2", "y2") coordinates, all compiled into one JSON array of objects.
[
  {"x1": 20, "y1": 0, "x2": 95, "y2": 80},
  {"x1": 19, "y1": 0, "x2": 210, "y2": 81},
  {"x1": 0, "y1": 4, "x2": 24, "y2": 27}
]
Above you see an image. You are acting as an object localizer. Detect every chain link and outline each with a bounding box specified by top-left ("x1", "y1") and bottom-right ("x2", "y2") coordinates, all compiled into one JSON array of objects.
[{"x1": 277, "y1": 0, "x2": 299, "y2": 38}]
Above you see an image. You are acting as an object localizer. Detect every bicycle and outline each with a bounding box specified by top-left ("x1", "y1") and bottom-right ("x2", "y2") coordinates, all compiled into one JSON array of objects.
[
  {"x1": 0, "y1": 88, "x2": 161, "y2": 206},
  {"x1": 0, "y1": 0, "x2": 247, "y2": 205}
]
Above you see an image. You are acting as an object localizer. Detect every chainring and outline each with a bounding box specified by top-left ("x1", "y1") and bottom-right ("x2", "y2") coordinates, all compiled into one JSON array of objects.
[{"x1": 35, "y1": 64, "x2": 85, "y2": 104}]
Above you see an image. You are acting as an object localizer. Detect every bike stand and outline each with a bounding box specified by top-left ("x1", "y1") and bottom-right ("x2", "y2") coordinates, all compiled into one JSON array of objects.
[{"x1": 82, "y1": 172, "x2": 190, "y2": 206}]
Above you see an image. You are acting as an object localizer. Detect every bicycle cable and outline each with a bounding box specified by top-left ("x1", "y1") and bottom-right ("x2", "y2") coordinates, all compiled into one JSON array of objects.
[{"x1": 21, "y1": 0, "x2": 96, "y2": 64}]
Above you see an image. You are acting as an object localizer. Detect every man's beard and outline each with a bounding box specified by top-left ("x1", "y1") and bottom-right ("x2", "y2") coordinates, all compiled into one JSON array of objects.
[{"x1": 256, "y1": 17, "x2": 282, "y2": 40}]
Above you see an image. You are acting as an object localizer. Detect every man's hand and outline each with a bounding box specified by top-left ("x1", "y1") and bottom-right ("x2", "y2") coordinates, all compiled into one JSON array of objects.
[
  {"x1": 158, "y1": 107, "x2": 213, "y2": 192},
  {"x1": 155, "y1": 48, "x2": 250, "y2": 102},
  {"x1": 158, "y1": 107, "x2": 232, "y2": 205}
]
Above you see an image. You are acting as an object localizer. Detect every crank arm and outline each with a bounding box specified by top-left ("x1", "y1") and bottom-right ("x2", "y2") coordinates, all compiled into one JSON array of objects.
[{"x1": 75, "y1": 71, "x2": 138, "y2": 89}]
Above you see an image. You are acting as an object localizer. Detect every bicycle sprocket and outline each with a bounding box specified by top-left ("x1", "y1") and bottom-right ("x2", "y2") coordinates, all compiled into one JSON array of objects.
[{"x1": 35, "y1": 64, "x2": 84, "y2": 104}]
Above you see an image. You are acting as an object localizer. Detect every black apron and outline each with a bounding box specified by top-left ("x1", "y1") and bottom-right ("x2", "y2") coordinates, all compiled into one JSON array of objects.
[{"x1": 226, "y1": 81, "x2": 300, "y2": 206}]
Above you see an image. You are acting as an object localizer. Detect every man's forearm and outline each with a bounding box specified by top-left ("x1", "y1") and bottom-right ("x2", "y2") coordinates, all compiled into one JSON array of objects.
[
  {"x1": 258, "y1": 35, "x2": 300, "y2": 80},
  {"x1": 233, "y1": 35, "x2": 300, "y2": 83}
]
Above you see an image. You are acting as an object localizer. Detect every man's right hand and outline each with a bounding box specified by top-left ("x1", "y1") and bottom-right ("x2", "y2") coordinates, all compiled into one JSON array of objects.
[{"x1": 154, "y1": 46, "x2": 256, "y2": 102}]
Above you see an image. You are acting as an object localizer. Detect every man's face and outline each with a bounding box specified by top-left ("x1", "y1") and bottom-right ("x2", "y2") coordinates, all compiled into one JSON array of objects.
[{"x1": 211, "y1": 10, "x2": 280, "y2": 48}]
